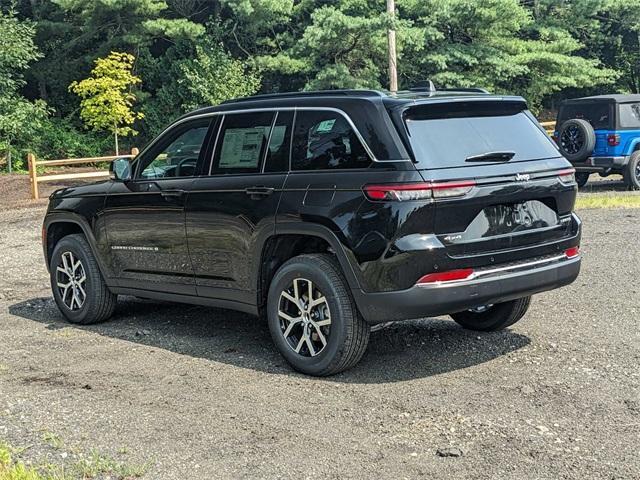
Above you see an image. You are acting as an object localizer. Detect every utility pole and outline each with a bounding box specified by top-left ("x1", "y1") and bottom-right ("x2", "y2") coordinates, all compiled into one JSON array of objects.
[{"x1": 387, "y1": 0, "x2": 398, "y2": 94}]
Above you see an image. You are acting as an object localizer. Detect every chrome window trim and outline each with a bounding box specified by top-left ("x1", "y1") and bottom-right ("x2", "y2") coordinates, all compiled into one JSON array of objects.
[{"x1": 134, "y1": 106, "x2": 411, "y2": 169}]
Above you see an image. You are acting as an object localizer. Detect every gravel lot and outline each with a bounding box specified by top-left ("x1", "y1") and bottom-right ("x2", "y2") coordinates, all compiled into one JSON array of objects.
[{"x1": 0, "y1": 190, "x2": 638, "y2": 479}]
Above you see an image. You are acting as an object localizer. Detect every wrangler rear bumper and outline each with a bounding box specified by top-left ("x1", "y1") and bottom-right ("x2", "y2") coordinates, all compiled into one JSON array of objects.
[
  {"x1": 573, "y1": 156, "x2": 627, "y2": 172},
  {"x1": 354, "y1": 255, "x2": 581, "y2": 324}
]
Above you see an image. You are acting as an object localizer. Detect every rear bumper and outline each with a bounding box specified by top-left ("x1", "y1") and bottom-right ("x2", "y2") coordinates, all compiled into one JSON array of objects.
[
  {"x1": 354, "y1": 254, "x2": 581, "y2": 324},
  {"x1": 573, "y1": 156, "x2": 627, "y2": 172}
]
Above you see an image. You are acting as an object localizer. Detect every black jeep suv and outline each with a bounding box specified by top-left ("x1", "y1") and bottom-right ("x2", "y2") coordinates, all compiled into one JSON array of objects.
[{"x1": 43, "y1": 88, "x2": 582, "y2": 375}]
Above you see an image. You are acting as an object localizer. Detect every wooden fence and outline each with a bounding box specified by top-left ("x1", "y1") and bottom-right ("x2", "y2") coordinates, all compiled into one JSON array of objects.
[
  {"x1": 540, "y1": 121, "x2": 556, "y2": 136},
  {"x1": 27, "y1": 148, "x2": 138, "y2": 200}
]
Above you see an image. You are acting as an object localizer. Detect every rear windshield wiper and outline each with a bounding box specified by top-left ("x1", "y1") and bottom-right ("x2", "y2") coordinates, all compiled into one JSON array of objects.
[{"x1": 465, "y1": 151, "x2": 515, "y2": 163}]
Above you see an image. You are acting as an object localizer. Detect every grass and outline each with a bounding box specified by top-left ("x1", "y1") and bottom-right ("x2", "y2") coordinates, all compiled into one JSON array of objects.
[
  {"x1": 576, "y1": 193, "x2": 640, "y2": 209},
  {"x1": 0, "y1": 440, "x2": 148, "y2": 480}
]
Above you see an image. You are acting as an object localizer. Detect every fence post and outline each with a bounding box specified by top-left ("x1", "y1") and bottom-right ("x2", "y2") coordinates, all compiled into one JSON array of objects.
[
  {"x1": 131, "y1": 147, "x2": 139, "y2": 156},
  {"x1": 28, "y1": 153, "x2": 38, "y2": 200}
]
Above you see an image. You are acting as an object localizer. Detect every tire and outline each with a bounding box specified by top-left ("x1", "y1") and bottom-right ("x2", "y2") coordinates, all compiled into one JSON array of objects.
[
  {"x1": 450, "y1": 297, "x2": 531, "y2": 332},
  {"x1": 267, "y1": 253, "x2": 370, "y2": 376},
  {"x1": 50, "y1": 234, "x2": 117, "y2": 324},
  {"x1": 575, "y1": 171, "x2": 590, "y2": 188},
  {"x1": 557, "y1": 119, "x2": 596, "y2": 162},
  {"x1": 624, "y1": 151, "x2": 640, "y2": 191}
]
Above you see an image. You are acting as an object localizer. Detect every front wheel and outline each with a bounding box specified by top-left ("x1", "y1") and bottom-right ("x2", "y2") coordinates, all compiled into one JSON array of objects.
[
  {"x1": 450, "y1": 297, "x2": 531, "y2": 332},
  {"x1": 267, "y1": 254, "x2": 370, "y2": 376},
  {"x1": 50, "y1": 234, "x2": 117, "y2": 324}
]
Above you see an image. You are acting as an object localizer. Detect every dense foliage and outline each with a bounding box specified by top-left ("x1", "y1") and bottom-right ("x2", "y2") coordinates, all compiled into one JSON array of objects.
[{"x1": 0, "y1": 0, "x2": 639, "y2": 167}]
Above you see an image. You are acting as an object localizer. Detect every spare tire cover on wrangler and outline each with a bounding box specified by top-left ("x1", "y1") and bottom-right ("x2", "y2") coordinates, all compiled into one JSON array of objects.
[{"x1": 557, "y1": 119, "x2": 596, "y2": 162}]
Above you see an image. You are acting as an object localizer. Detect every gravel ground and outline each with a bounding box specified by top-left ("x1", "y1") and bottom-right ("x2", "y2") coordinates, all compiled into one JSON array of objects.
[{"x1": 0, "y1": 198, "x2": 639, "y2": 479}]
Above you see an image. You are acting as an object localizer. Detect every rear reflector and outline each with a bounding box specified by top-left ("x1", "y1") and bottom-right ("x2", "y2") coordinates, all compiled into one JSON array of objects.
[
  {"x1": 565, "y1": 246, "x2": 580, "y2": 259},
  {"x1": 417, "y1": 268, "x2": 475, "y2": 284},
  {"x1": 363, "y1": 180, "x2": 475, "y2": 201}
]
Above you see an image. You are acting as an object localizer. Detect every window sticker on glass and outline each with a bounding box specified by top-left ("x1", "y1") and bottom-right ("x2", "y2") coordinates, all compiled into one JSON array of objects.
[
  {"x1": 219, "y1": 127, "x2": 267, "y2": 168},
  {"x1": 315, "y1": 119, "x2": 336, "y2": 133}
]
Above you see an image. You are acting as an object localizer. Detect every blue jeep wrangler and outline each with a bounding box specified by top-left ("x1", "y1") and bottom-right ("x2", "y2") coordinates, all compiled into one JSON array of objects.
[{"x1": 555, "y1": 94, "x2": 640, "y2": 189}]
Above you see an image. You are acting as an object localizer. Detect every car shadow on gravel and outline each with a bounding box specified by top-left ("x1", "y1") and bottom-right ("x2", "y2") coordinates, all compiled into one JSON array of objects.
[{"x1": 10, "y1": 297, "x2": 530, "y2": 383}]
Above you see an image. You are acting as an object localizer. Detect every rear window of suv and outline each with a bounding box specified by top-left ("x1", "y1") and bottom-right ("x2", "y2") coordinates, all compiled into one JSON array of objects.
[
  {"x1": 404, "y1": 101, "x2": 560, "y2": 169},
  {"x1": 557, "y1": 102, "x2": 613, "y2": 130}
]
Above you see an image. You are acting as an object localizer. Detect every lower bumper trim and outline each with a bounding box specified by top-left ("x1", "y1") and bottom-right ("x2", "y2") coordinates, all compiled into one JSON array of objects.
[{"x1": 354, "y1": 256, "x2": 581, "y2": 324}]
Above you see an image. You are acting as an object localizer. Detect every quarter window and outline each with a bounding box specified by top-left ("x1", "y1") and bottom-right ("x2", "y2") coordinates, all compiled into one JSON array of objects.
[
  {"x1": 211, "y1": 112, "x2": 274, "y2": 175},
  {"x1": 618, "y1": 103, "x2": 640, "y2": 128},
  {"x1": 291, "y1": 111, "x2": 371, "y2": 170},
  {"x1": 138, "y1": 120, "x2": 210, "y2": 179}
]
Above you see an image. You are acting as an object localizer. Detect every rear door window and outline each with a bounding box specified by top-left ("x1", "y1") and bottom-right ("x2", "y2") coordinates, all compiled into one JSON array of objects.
[
  {"x1": 210, "y1": 112, "x2": 274, "y2": 175},
  {"x1": 264, "y1": 111, "x2": 294, "y2": 172},
  {"x1": 618, "y1": 103, "x2": 640, "y2": 128},
  {"x1": 404, "y1": 101, "x2": 560, "y2": 169},
  {"x1": 558, "y1": 103, "x2": 612, "y2": 130},
  {"x1": 291, "y1": 111, "x2": 371, "y2": 170}
]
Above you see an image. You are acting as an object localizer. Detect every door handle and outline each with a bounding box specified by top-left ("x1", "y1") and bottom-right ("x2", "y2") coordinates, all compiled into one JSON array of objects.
[
  {"x1": 245, "y1": 186, "x2": 275, "y2": 199},
  {"x1": 160, "y1": 189, "x2": 185, "y2": 198}
]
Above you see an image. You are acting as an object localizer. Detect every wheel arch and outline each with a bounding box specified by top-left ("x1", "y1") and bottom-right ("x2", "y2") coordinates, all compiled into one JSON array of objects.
[
  {"x1": 43, "y1": 213, "x2": 110, "y2": 280},
  {"x1": 255, "y1": 224, "x2": 362, "y2": 313}
]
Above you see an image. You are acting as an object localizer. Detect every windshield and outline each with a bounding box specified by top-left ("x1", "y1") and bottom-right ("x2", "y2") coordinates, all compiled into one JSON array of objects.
[
  {"x1": 558, "y1": 103, "x2": 612, "y2": 130},
  {"x1": 404, "y1": 101, "x2": 560, "y2": 169}
]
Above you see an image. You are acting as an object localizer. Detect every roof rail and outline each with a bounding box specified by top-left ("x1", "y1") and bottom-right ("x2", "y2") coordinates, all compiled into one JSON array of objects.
[
  {"x1": 221, "y1": 89, "x2": 385, "y2": 104},
  {"x1": 439, "y1": 87, "x2": 490, "y2": 94}
]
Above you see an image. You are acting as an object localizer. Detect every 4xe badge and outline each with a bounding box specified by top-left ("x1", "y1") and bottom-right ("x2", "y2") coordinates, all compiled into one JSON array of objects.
[{"x1": 515, "y1": 173, "x2": 531, "y2": 182}]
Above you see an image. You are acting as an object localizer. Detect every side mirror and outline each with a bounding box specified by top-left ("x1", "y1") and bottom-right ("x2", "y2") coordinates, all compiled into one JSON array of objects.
[{"x1": 109, "y1": 157, "x2": 132, "y2": 182}]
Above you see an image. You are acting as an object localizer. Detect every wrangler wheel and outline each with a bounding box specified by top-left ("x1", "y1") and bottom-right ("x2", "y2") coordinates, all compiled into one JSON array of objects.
[
  {"x1": 624, "y1": 151, "x2": 640, "y2": 191},
  {"x1": 267, "y1": 254, "x2": 370, "y2": 376}
]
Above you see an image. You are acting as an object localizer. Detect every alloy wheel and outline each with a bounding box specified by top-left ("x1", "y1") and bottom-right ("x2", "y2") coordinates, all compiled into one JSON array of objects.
[
  {"x1": 560, "y1": 125, "x2": 583, "y2": 155},
  {"x1": 278, "y1": 278, "x2": 331, "y2": 357},
  {"x1": 56, "y1": 251, "x2": 87, "y2": 311}
]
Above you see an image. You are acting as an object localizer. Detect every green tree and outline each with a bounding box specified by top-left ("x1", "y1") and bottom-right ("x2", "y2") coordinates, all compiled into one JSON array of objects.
[
  {"x1": 141, "y1": 37, "x2": 261, "y2": 135},
  {"x1": 69, "y1": 52, "x2": 144, "y2": 155},
  {"x1": 0, "y1": 8, "x2": 48, "y2": 172}
]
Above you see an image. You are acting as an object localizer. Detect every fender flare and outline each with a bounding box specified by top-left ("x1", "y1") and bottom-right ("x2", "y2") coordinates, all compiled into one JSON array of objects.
[
  {"x1": 43, "y1": 212, "x2": 111, "y2": 281},
  {"x1": 262, "y1": 223, "x2": 363, "y2": 292},
  {"x1": 627, "y1": 137, "x2": 640, "y2": 156}
]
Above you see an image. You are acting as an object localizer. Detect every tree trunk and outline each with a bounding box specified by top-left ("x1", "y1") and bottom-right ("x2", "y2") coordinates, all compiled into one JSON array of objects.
[
  {"x1": 387, "y1": 0, "x2": 398, "y2": 94},
  {"x1": 114, "y1": 125, "x2": 119, "y2": 156},
  {"x1": 7, "y1": 150, "x2": 12, "y2": 174}
]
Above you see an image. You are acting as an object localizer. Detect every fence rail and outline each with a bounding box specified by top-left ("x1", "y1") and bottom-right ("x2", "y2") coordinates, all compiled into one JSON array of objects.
[
  {"x1": 540, "y1": 121, "x2": 556, "y2": 135},
  {"x1": 27, "y1": 148, "x2": 138, "y2": 200}
]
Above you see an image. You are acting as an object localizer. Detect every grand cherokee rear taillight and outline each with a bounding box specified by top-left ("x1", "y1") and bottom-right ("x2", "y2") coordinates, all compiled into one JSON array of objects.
[{"x1": 363, "y1": 180, "x2": 475, "y2": 201}]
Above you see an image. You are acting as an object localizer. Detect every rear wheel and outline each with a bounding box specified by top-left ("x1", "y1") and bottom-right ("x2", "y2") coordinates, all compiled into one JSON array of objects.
[
  {"x1": 50, "y1": 234, "x2": 117, "y2": 324},
  {"x1": 624, "y1": 151, "x2": 640, "y2": 191},
  {"x1": 267, "y1": 254, "x2": 370, "y2": 376},
  {"x1": 575, "y1": 172, "x2": 590, "y2": 188},
  {"x1": 450, "y1": 297, "x2": 531, "y2": 332}
]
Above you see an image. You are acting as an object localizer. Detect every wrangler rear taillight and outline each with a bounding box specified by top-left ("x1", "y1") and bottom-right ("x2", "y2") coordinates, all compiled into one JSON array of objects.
[
  {"x1": 607, "y1": 134, "x2": 620, "y2": 146},
  {"x1": 363, "y1": 180, "x2": 475, "y2": 201},
  {"x1": 416, "y1": 268, "x2": 475, "y2": 284}
]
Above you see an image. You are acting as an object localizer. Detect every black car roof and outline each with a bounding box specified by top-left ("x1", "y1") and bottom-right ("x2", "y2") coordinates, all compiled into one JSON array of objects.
[
  {"x1": 562, "y1": 94, "x2": 640, "y2": 105},
  {"x1": 180, "y1": 89, "x2": 523, "y2": 119},
  {"x1": 175, "y1": 89, "x2": 526, "y2": 162}
]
